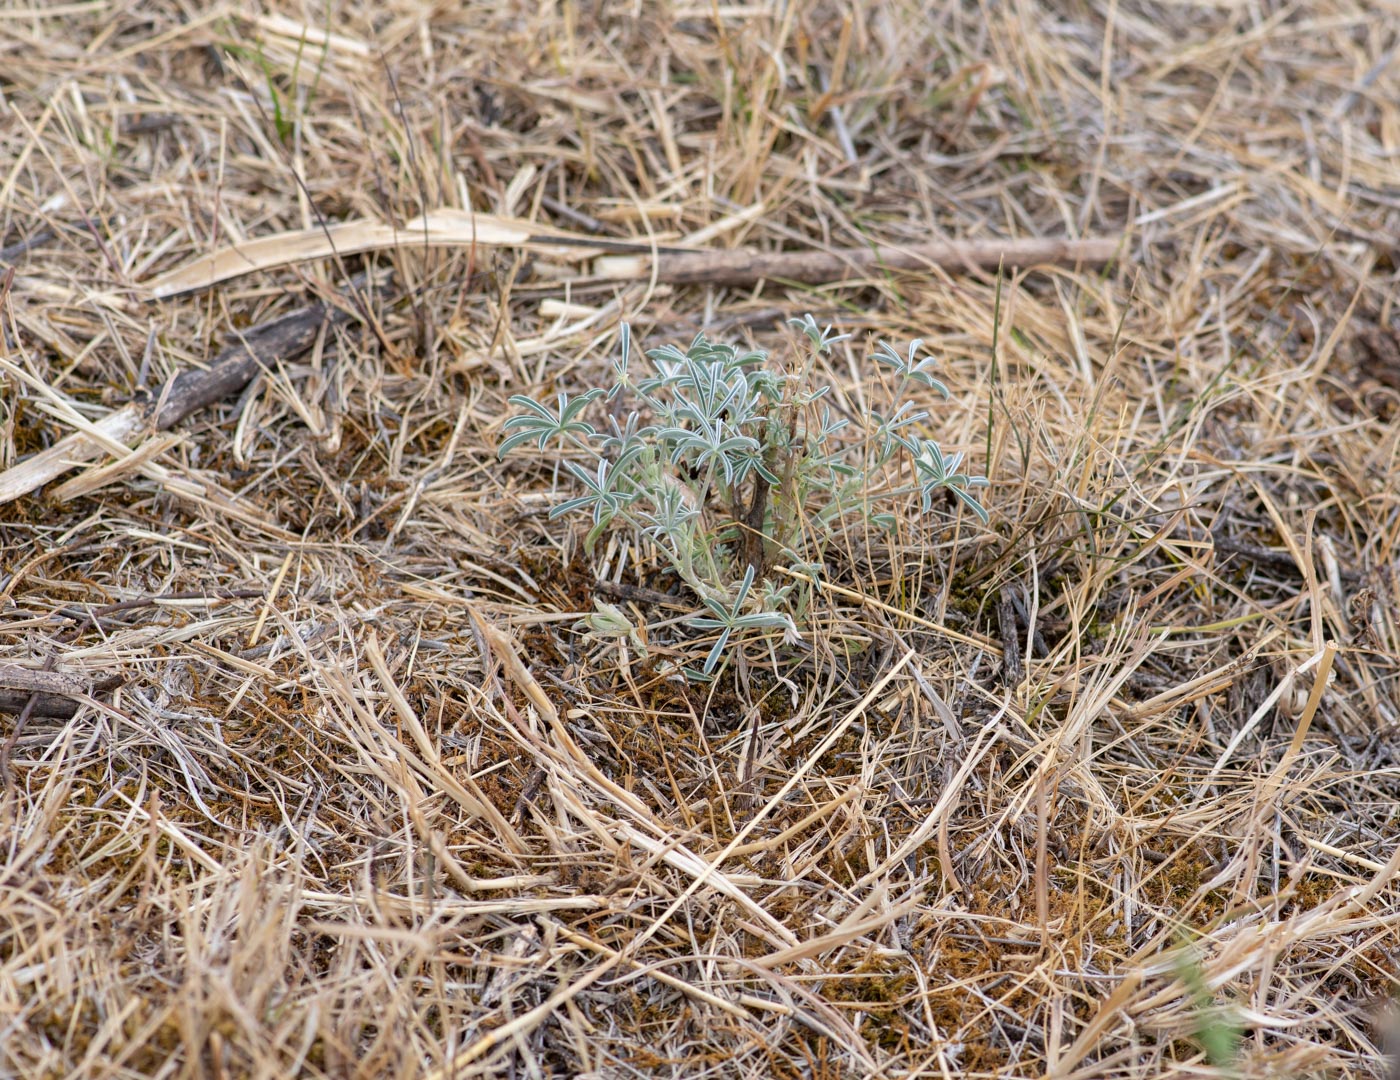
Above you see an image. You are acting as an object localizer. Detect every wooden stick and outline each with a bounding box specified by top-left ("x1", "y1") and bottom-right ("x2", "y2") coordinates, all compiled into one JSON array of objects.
[
  {"x1": 0, "y1": 665, "x2": 122, "y2": 718},
  {"x1": 151, "y1": 300, "x2": 352, "y2": 431},
  {"x1": 593, "y1": 235, "x2": 1120, "y2": 287},
  {"x1": 0, "y1": 297, "x2": 351, "y2": 505}
]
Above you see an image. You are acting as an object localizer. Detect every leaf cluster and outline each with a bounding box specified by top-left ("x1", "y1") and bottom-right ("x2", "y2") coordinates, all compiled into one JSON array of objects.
[{"x1": 500, "y1": 317, "x2": 990, "y2": 677}]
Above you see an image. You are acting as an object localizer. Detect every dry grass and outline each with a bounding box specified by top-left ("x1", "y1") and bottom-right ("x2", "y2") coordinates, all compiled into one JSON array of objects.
[{"x1": 1, "y1": 2, "x2": 1398, "y2": 1077}]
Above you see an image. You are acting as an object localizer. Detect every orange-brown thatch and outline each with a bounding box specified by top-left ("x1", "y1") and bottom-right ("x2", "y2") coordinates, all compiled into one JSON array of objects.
[{"x1": 0, "y1": 3, "x2": 1396, "y2": 1078}]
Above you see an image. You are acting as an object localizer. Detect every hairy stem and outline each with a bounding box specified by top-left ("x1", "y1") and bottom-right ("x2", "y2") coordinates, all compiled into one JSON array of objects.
[{"x1": 739, "y1": 472, "x2": 770, "y2": 576}]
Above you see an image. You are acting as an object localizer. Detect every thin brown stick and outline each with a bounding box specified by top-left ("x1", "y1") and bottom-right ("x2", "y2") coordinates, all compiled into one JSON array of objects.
[
  {"x1": 595, "y1": 235, "x2": 1121, "y2": 286},
  {"x1": 0, "y1": 296, "x2": 353, "y2": 504},
  {"x1": 151, "y1": 300, "x2": 353, "y2": 432}
]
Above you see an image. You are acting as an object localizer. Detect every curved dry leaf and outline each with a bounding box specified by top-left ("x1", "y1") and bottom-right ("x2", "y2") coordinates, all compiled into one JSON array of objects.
[{"x1": 141, "y1": 210, "x2": 589, "y2": 299}]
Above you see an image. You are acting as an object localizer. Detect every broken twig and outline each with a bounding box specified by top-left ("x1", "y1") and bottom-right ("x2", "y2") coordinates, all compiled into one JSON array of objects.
[
  {"x1": 594, "y1": 235, "x2": 1121, "y2": 286},
  {"x1": 0, "y1": 664, "x2": 122, "y2": 719},
  {"x1": 0, "y1": 297, "x2": 352, "y2": 504}
]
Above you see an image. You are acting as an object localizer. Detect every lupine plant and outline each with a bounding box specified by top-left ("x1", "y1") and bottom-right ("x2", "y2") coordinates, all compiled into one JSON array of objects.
[{"x1": 499, "y1": 317, "x2": 990, "y2": 678}]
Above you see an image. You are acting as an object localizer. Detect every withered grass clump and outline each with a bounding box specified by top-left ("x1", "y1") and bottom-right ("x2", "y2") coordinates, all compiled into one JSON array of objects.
[{"x1": 1, "y1": 3, "x2": 1397, "y2": 1078}]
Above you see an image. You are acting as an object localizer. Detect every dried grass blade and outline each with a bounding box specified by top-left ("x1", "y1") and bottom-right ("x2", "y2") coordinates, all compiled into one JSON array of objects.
[
  {"x1": 142, "y1": 211, "x2": 583, "y2": 298},
  {"x1": 363, "y1": 633, "x2": 529, "y2": 857}
]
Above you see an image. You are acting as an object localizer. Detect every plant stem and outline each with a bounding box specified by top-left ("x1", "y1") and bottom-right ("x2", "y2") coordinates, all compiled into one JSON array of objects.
[{"x1": 740, "y1": 472, "x2": 771, "y2": 576}]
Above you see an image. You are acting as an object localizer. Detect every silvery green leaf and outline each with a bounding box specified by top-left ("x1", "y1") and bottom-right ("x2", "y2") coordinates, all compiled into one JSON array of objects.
[
  {"x1": 950, "y1": 485, "x2": 991, "y2": 523},
  {"x1": 581, "y1": 600, "x2": 634, "y2": 638},
  {"x1": 498, "y1": 389, "x2": 603, "y2": 457},
  {"x1": 912, "y1": 439, "x2": 990, "y2": 520},
  {"x1": 814, "y1": 405, "x2": 849, "y2": 445},
  {"x1": 747, "y1": 369, "x2": 786, "y2": 400},
  {"x1": 647, "y1": 342, "x2": 690, "y2": 366},
  {"x1": 701, "y1": 627, "x2": 733, "y2": 674},
  {"x1": 788, "y1": 314, "x2": 852, "y2": 355},
  {"x1": 733, "y1": 564, "x2": 758, "y2": 605},
  {"x1": 608, "y1": 323, "x2": 632, "y2": 399},
  {"x1": 730, "y1": 611, "x2": 797, "y2": 632},
  {"x1": 639, "y1": 486, "x2": 699, "y2": 548},
  {"x1": 872, "y1": 338, "x2": 951, "y2": 398},
  {"x1": 551, "y1": 458, "x2": 635, "y2": 524},
  {"x1": 872, "y1": 401, "x2": 929, "y2": 458}
]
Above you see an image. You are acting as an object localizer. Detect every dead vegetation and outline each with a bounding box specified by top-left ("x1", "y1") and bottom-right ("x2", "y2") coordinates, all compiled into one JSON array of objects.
[{"x1": 1, "y1": 2, "x2": 1397, "y2": 1077}]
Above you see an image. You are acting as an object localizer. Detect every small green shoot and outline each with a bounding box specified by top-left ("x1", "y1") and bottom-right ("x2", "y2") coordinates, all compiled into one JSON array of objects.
[{"x1": 1174, "y1": 945, "x2": 1244, "y2": 1073}]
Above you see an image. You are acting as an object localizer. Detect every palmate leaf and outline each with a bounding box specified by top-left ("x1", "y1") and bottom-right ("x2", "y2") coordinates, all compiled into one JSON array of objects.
[
  {"x1": 638, "y1": 485, "x2": 699, "y2": 550},
  {"x1": 550, "y1": 457, "x2": 638, "y2": 555},
  {"x1": 660, "y1": 415, "x2": 776, "y2": 488},
  {"x1": 813, "y1": 404, "x2": 849, "y2": 447},
  {"x1": 680, "y1": 359, "x2": 757, "y2": 423},
  {"x1": 550, "y1": 458, "x2": 635, "y2": 525},
  {"x1": 600, "y1": 411, "x2": 653, "y2": 476},
  {"x1": 608, "y1": 323, "x2": 632, "y2": 399},
  {"x1": 909, "y1": 437, "x2": 991, "y2": 522},
  {"x1": 497, "y1": 389, "x2": 604, "y2": 457},
  {"x1": 872, "y1": 338, "x2": 950, "y2": 398},
  {"x1": 871, "y1": 400, "x2": 930, "y2": 458},
  {"x1": 787, "y1": 314, "x2": 852, "y2": 355},
  {"x1": 685, "y1": 565, "x2": 799, "y2": 674},
  {"x1": 639, "y1": 341, "x2": 693, "y2": 394}
]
